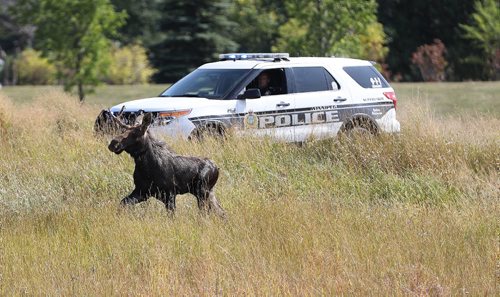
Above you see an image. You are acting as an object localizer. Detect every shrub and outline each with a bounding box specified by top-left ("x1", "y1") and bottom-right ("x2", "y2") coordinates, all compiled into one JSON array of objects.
[
  {"x1": 104, "y1": 44, "x2": 155, "y2": 84},
  {"x1": 411, "y1": 39, "x2": 447, "y2": 82},
  {"x1": 13, "y1": 49, "x2": 56, "y2": 85}
]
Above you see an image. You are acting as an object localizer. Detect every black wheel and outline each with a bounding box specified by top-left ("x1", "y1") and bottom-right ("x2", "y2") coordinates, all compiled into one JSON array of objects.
[
  {"x1": 189, "y1": 123, "x2": 226, "y2": 141},
  {"x1": 339, "y1": 116, "x2": 379, "y2": 138}
]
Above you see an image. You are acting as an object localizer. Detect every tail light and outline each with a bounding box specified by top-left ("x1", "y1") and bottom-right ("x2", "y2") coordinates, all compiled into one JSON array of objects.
[{"x1": 383, "y1": 91, "x2": 397, "y2": 109}]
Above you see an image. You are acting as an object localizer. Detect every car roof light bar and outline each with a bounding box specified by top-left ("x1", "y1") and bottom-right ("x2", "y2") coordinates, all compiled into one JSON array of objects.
[{"x1": 219, "y1": 53, "x2": 290, "y2": 61}]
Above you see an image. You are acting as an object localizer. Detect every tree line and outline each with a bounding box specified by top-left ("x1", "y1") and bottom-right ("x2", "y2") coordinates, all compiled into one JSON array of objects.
[{"x1": 0, "y1": 0, "x2": 498, "y2": 101}]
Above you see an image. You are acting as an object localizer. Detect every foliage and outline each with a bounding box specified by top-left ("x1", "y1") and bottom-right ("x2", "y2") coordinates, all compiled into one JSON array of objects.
[
  {"x1": 150, "y1": 0, "x2": 238, "y2": 83},
  {"x1": 14, "y1": 0, "x2": 125, "y2": 101},
  {"x1": 359, "y1": 22, "x2": 389, "y2": 65},
  {"x1": 13, "y1": 48, "x2": 56, "y2": 85},
  {"x1": 377, "y1": 0, "x2": 487, "y2": 81},
  {"x1": 273, "y1": 0, "x2": 387, "y2": 62},
  {"x1": 110, "y1": 0, "x2": 163, "y2": 47},
  {"x1": 228, "y1": 0, "x2": 283, "y2": 53},
  {"x1": 411, "y1": 39, "x2": 447, "y2": 82},
  {"x1": 0, "y1": 0, "x2": 35, "y2": 54},
  {"x1": 103, "y1": 43, "x2": 156, "y2": 84},
  {"x1": 0, "y1": 0, "x2": 36, "y2": 85},
  {"x1": 460, "y1": 0, "x2": 500, "y2": 80}
]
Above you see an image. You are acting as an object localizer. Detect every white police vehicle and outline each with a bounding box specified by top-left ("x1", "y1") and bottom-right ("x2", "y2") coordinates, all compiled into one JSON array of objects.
[{"x1": 100, "y1": 53, "x2": 400, "y2": 141}]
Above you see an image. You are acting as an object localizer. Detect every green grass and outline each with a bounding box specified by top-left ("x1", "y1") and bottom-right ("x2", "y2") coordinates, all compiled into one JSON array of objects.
[
  {"x1": 0, "y1": 84, "x2": 170, "y2": 107},
  {"x1": 0, "y1": 86, "x2": 499, "y2": 295},
  {"x1": 394, "y1": 81, "x2": 500, "y2": 117}
]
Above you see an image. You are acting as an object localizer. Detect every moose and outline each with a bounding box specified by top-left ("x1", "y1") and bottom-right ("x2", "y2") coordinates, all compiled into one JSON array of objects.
[{"x1": 107, "y1": 111, "x2": 225, "y2": 217}]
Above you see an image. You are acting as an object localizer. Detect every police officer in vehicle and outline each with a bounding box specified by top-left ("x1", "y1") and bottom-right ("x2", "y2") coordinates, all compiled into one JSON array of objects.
[{"x1": 258, "y1": 72, "x2": 273, "y2": 96}]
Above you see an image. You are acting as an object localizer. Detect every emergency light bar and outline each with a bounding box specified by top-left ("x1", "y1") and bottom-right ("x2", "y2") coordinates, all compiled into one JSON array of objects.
[{"x1": 219, "y1": 53, "x2": 290, "y2": 61}]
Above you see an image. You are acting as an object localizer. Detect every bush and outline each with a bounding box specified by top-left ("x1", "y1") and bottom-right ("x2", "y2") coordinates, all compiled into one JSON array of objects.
[
  {"x1": 104, "y1": 44, "x2": 155, "y2": 84},
  {"x1": 411, "y1": 39, "x2": 447, "y2": 82},
  {"x1": 13, "y1": 49, "x2": 56, "y2": 85}
]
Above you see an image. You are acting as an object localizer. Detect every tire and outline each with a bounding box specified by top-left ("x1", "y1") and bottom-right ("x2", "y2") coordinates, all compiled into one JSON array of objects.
[
  {"x1": 339, "y1": 116, "x2": 379, "y2": 138},
  {"x1": 189, "y1": 123, "x2": 226, "y2": 141}
]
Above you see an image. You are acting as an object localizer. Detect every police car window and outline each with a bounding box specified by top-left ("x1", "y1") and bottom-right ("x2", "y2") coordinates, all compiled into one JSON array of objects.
[
  {"x1": 243, "y1": 68, "x2": 287, "y2": 96},
  {"x1": 324, "y1": 69, "x2": 340, "y2": 90},
  {"x1": 293, "y1": 67, "x2": 336, "y2": 93},
  {"x1": 343, "y1": 66, "x2": 389, "y2": 89},
  {"x1": 160, "y1": 69, "x2": 250, "y2": 99}
]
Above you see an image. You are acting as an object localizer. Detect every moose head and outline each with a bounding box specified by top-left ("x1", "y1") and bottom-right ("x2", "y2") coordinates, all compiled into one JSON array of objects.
[{"x1": 108, "y1": 112, "x2": 154, "y2": 156}]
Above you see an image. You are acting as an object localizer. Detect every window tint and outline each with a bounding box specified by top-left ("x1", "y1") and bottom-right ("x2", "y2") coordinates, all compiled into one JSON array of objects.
[
  {"x1": 293, "y1": 67, "x2": 339, "y2": 93},
  {"x1": 242, "y1": 68, "x2": 287, "y2": 97},
  {"x1": 343, "y1": 66, "x2": 389, "y2": 89}
]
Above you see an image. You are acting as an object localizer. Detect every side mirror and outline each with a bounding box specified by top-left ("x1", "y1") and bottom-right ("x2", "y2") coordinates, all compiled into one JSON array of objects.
[{"x1": 242, "y1": 88, "x2": 261, "y2": 99}]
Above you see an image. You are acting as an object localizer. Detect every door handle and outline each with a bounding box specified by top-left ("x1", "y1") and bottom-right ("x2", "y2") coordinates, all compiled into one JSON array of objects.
[
  {"x1": 334, "y1": 97, "x2": 347, "y2": 102},
  {"x1": 276, "y1": 101, "x2": 290, "y2": 107}
]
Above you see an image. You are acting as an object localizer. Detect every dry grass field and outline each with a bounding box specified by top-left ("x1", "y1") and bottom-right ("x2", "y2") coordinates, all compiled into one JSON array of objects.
[{"x1": 0, "y1": 84, "x2": 498, "y2": 295}]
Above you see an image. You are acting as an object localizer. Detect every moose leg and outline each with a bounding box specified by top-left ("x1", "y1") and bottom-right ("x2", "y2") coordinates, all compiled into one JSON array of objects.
[
  {"x1": 196, "y1": 192, "x2": 209, "y2": 213},
  {"x1": 165, "y1": 193, "x2": 176, "y2": 213},
  {"x1": 120, "y1": 189, "x2": 147, "y2": 206},
  {"x1": 196, "y1": 189, "x2": 225, "y2": 218},
  {"x1": 207, "y1": 190, "x2": 226, "y2": 218}
]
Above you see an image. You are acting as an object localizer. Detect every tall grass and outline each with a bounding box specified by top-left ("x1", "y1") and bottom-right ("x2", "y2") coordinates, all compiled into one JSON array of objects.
[{"x1": 0, "y1": 91, "x2": 498, "y2": 295}]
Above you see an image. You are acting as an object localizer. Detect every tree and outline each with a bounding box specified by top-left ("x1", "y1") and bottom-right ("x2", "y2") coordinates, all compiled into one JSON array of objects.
[
  {"x1": 15, "y1": 0, "x2": 125, "y2": 101},
  {"x1": 150, "y1": 0, "x2": 238, "y2": 83},
  {"x1": 460, "y1": 0, "x2": 500, "y2": 80},
  {"x1": 0, "y1": 0, "x2": 36, "y2": 85},
  {"x1": 272, "y1": 0, "x2": 387, "y2": 63},
  {"x1": 378, "y1": 0, "x2": 484, "y2": 81},
  {"x1": 228, "y1": 0, "x2": 285, "y2": 53},
  {"x1": 110, "y1": 0, "x2": 163, "y2": 47}
]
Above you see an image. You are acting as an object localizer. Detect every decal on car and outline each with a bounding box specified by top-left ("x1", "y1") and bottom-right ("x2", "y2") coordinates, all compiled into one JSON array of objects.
[{"x1": 190, "y1": 102, "x2": 394, "y2": 130}]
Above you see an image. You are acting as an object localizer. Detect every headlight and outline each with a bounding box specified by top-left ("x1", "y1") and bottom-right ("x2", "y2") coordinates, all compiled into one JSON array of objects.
[
  {"x1": 156, "y1": 109, "x2": 192, "y2": 126},
  {"x1": 158, "y1": 109, "x2": 192, "y2": 118}
]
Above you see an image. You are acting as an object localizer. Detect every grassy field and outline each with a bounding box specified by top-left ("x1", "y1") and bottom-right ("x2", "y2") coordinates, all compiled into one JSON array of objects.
[{"x1": 0, "y1": 84, "x2": 499, "y2": 295}]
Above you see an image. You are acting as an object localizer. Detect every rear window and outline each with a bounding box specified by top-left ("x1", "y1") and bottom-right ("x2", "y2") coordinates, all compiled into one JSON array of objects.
[
  {"x1": 293, "y1": 67, "x2": 339, "y2": 93},
  {"x1": 343, "y1": 66, "x2": 389, "y2": 89}
]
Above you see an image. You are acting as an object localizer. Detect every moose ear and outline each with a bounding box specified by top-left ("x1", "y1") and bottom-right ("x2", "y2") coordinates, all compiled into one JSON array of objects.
[{"x1": 141, "y1": 112, "x2": 153, "y2": 132}]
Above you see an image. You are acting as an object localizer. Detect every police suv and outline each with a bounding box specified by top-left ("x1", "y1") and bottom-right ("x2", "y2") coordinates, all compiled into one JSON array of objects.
[{"x1": 100, "y1": 53, "x2": 400, "y2": 141}]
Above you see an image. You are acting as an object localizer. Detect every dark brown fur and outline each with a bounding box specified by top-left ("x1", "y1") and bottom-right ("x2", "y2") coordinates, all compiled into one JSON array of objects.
[
  {"x1": 94, "y1": 106, "x2": 128, "y2": 136},
  {"x1": 108, "y1": 113, "x2": 225, "y2": 217}
]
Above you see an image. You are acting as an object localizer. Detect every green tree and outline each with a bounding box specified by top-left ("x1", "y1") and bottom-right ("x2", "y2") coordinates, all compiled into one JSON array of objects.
[
  {"x1": 378, "y1": 0, "x2": 484, "y2": 81},
  {"x1": 150, "y1": 0, "x2": 238, "y2": 82},
  {"x1": 228, "y1": 0, "x2": 285, "y2": 53},
  {"x1": 110, "y1": 0, "x2": 163, "y2": 47},
  {"x1": 273, "y1": 0, "x2": 386, "y2": 62},
  {"x1": 15, "y1": 0, "x2": 125, "y2": 101},
  {"x1": 460, "y1": 0, "x2": 500, "y2": 80},
  {"x1": 0, "y1": 0, "x2": 36, "y2": 85}
]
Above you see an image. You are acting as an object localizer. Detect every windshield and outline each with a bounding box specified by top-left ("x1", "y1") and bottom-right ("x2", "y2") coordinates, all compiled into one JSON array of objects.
[{"x1": 160, "y1": 69, "x2": 250, "y2": 99}]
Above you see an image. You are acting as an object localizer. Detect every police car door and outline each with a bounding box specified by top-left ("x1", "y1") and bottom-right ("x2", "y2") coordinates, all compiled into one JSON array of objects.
[
  {"x1": 290, "y1": 66, "x2": 350, "y2": 141},
  {"x1": 234, "y1": 68, "x2": 296, "y2": 141}
]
